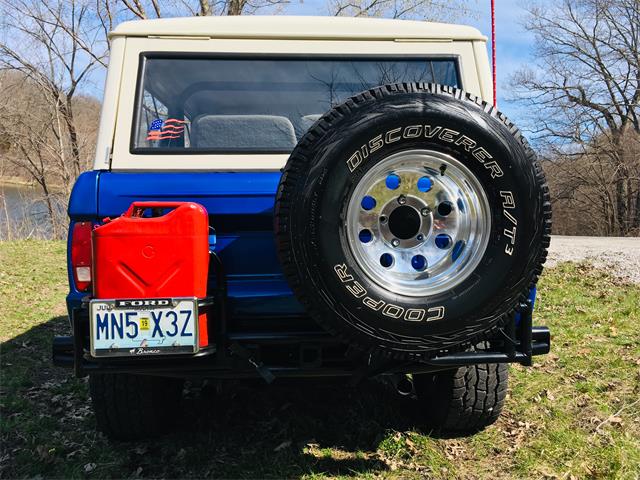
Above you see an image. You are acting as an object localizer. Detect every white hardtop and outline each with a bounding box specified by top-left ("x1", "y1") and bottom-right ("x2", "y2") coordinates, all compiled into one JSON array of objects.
[
  {"x1": 97, "y1": 15, "x2": 492, "y2": 171},
  {"x1": 109, "y1": 15, "x2": 486, "y2": 42}
]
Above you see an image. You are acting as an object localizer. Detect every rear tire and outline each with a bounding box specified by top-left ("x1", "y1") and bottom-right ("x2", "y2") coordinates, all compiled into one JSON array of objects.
[
  {"x1": 89, "y1": 373, "x2": 184, "y2": 440},
  {"x1": 413, "y1": 362, "x2": 508, "y2": 432}
]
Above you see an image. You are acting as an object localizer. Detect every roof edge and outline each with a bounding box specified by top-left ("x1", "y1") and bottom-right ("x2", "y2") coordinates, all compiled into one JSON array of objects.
[{"x1": 109, "y1": 16, "x2": 487, "y2": 42}]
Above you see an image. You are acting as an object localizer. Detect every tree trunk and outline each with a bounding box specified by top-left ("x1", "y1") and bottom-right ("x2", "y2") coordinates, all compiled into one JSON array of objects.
[
  {"x1": 609, "y1": 137, "x2": 628, "y2": 235},
  {"x1": 227, "y1": 0, "x2": 244, "y2": 15},
  {"x1": 626, "y1": 177, "x2": 634, "y2": 234},
  {"x1": 199, "y1": 0, "x2": 211, "y2": 15},
  {"x1": 44, "y1": 193, "x2": 58, "y2": 238},
  {"x1": 615, "y1": 176, "x2": 626, "y2": 235},
  {"x1": 602, "y1": 195, "x2": 611, "y2": 236},
  {"x1": 634, "y1": 186, "x2": 640, "y2": 232},
  {"x1": 53, "y1": 99, "x2": 73, "y2": 195},
  {"x1": 60, "y1": 97, "x2": 82, "y2": 178},
  {"x1": 37, "y1": 175, "x2": 58, "y2": 239}
]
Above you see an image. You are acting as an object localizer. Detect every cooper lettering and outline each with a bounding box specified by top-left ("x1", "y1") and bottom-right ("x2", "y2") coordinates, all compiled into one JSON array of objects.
[{"x1": 334, "y1": 264, "x2": 444, "y2": 322}]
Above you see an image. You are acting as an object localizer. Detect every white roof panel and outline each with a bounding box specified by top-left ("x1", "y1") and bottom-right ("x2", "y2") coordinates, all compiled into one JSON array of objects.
[{"x1": 110, "y1": 15, "x2": 486, "y2": 41}]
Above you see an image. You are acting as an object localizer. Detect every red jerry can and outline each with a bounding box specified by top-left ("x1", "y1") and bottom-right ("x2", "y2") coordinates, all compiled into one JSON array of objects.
[{"x1": 92, "y1": 201, "x2": 210, "y2": 346}]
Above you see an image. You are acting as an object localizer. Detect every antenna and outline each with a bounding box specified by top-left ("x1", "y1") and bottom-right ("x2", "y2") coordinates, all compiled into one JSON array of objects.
[{"x1": 491, "y1": 0, "x2": 497, "y2": 107}]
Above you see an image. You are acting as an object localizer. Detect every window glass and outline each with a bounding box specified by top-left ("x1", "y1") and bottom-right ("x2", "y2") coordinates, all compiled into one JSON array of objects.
[{"x1": 133, "y1": 56, "x2": 461, "y2": 153}]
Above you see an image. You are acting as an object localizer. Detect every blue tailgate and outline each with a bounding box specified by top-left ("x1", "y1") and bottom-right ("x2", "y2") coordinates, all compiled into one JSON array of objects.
[{"x1": 66, "y1": 170, "x2": 303, "y2": 318}]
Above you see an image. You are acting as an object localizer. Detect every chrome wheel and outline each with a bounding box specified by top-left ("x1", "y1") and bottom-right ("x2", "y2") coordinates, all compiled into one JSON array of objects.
[{"x1": 346, "y1": 149, "x2": 491, "y2": 297}]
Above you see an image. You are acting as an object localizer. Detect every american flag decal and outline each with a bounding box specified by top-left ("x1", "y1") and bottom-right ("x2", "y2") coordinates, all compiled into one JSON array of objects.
[{"x1": 146, "y1": 118, "x2": 186, "y2": 141}]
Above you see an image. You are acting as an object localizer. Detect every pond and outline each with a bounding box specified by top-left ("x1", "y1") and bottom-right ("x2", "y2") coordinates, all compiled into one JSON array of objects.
[{"x1": 0, "y1": 183, "x2": 66, "y2": 239}]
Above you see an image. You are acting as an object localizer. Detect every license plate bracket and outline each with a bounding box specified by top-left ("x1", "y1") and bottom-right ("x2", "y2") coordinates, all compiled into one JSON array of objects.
[{"x1": 89, "y1": 297, "x2": 199, "y2": 357}]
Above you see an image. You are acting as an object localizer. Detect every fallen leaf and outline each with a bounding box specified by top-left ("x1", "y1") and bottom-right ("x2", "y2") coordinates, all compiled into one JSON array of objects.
[
  {"x1": 35, "y1": 445, "x2": 50, "y2": 461},
  {"x1": 134, "y1": 446, "x2": 148, "y2": 455},
  {"x1": 609, "y1": 416, "x2": 623, "y2": 425},
  {"x1": 274, "y1": 440, "x2": 291, "y2": 452},
  {"x1": 576, "y1": 396, "x2": 589, "y2": 408}
]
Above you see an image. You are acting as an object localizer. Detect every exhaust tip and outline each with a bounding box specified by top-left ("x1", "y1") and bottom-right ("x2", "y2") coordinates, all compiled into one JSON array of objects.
[{"x1": 396, "y1": 376, "x2": 414, "y2": 396}]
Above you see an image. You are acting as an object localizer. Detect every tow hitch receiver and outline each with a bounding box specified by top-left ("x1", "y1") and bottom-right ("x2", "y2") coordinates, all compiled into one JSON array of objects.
[{"x1": 229, "y1": 343, "x2": 276, "y2": 384}]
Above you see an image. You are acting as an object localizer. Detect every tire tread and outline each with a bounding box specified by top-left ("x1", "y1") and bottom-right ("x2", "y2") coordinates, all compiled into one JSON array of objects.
[
  {"x1": 414, "y1": 361, "x2": 508, "y2": 432},
  {"x1": 89, "y1": 373, "x2": 183, "y2": 440}
]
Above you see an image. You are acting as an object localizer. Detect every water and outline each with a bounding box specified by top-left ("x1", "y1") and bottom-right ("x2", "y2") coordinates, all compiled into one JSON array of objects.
[{"x1": 0, "y1": 183, "x2": 66, "y2": 239}]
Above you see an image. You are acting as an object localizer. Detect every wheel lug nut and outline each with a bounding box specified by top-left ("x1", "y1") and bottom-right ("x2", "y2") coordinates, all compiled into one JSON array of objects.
[
  {"x1": 380, "y1": 216, "x2": 387, "y2": 224},
  {"x1": 417, "y1": 234, "x2": 424, "y2": 241},
  {"x1": 391, "y1": 239, "x2": 400, "y2": 247},
  {"x1": 397, "y1": 195, "x2": 406, "y2": 205},
  {"x1": 421, "y1": 207, "x2": 430, "y2": 216}
]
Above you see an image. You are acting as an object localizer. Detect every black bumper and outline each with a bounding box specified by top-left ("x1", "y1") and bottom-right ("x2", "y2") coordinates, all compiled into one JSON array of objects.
[{"x1": 53, "y1": 299, "x2": 550, "y2": 380}]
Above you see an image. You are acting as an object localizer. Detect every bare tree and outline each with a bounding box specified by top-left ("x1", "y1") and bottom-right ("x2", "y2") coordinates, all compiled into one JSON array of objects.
[
  {"x1": 0, "y1": 1, "x2": 104, "y2": 236},
  {"x1": 329, "y1": 0, "x2": 476, "y2": 21},
  {"x1": 0, "y1": 0, "x2": 107, "y2": 180},
  {"x1": 512, "y1": 0, "x2": 640, "y2": 236},
  {"x1": 110, "y1": 0, "x2": 292, "y2": 18}
]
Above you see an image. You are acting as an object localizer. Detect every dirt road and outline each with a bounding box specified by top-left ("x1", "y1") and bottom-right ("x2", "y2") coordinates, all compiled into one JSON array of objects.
[{"x1": 547, "y1": 235, "x2": 640, "y2": 284}]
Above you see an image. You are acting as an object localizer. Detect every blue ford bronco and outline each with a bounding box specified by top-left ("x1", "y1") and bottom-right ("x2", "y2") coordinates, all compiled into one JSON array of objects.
[{"x1": 53, "y1": 16, "x2": 552, "y2": 440}]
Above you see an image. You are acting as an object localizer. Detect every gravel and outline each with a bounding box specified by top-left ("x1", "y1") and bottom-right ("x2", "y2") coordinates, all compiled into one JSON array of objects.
[{"x1": 546, "y1": 235, "x2": 640, "y2": 284}]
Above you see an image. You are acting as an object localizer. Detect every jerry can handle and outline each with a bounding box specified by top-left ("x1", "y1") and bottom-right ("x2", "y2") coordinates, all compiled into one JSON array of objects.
[{"x1": 124, "y1": 201, "x2": 189, "y2": 218}]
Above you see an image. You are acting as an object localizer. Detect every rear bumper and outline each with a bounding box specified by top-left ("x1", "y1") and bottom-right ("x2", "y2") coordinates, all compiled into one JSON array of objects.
[
  {"x1": 52, "y1": 299, "x2": 550, "y2": 380},
  {"x1": 52, "y1": 327, "x2": 550, "y2": 378}
]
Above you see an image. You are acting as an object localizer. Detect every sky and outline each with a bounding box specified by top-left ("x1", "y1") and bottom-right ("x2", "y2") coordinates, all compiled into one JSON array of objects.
[
  {"x1": 465, "y1": 1, "x2": 537, "y2": 105},
  {"x1": 465, "y1": 0, "x2": 538, "y2": 127},
  {"x1": 467, "y1": 0, "x2": 539, "y2": 130}
]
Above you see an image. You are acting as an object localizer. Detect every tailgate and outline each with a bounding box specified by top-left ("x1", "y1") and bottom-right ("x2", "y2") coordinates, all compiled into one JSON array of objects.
[{"x1": 95, "y1": 171, "x2": 303, "y2": 318}]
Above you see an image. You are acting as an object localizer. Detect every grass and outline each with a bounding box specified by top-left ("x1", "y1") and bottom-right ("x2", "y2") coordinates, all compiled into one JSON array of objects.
[{"x1": 1, "y1": 240, "x2": 639, "y2": 479}]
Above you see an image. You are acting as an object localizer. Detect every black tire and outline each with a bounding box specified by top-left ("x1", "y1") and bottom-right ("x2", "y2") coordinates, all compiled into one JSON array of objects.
[
  {"x1": 275, "y1": 83, "x2": 551, "y2": 359},
  {"x1": 89, "y1": 373, "x2": 184, "y2": 440},
  {"x1": 413, "y1": 362, "x2": 508, "y2": 432}
]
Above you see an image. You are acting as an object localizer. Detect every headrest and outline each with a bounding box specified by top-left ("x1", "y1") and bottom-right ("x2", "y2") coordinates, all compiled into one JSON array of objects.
[{"x1": 191, "y1": 114, "x2": 297, "y2": 151}]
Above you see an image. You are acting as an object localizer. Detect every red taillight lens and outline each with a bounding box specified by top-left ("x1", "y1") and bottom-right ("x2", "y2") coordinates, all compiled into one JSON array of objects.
[{"x1": 71, "y1": 221, "x2": 92, "y2": 292}]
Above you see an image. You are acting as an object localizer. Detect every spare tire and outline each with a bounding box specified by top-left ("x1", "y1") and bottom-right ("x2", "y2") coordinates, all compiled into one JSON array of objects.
[{"x1": 275, "y1": 83, "x2": 551, "y2": 359}]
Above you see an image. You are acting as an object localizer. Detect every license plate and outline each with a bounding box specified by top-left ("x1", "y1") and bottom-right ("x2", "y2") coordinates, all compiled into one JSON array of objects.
[{"x1": 89, "y1": 298, "x2": 198, "y2": 357}]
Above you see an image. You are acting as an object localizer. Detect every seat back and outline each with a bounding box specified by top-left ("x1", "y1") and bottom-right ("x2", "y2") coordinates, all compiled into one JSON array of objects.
[{"x1": 191, "y1": 114, "x2": 297, "y2": 151}]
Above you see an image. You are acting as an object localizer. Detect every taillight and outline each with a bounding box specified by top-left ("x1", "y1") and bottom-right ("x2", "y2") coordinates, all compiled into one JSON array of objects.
[{"x1": 71, "y1": 222, "x2": 93, "y2": 292}]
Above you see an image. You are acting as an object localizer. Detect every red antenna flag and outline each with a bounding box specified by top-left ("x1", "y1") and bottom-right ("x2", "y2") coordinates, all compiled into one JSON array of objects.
[{"x1": 491, "y1": 0, "x2": 497, "y2": 107}]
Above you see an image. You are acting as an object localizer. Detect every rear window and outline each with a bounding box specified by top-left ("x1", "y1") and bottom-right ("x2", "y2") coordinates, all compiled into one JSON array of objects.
[{"x1": 132, "y1": 55, "x2": 460, "y2": 154}]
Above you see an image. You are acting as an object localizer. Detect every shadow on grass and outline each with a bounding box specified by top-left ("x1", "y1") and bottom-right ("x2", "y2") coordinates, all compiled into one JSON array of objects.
[{"x1": 1, "y1": 316, "x2": 449, "y2": 479}]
